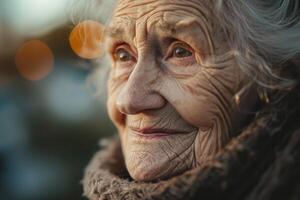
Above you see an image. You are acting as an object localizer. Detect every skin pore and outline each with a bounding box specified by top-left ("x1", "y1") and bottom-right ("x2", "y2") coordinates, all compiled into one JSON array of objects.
[{"x1": 105, "y1": 0, "x2": 258, "y2": 181}]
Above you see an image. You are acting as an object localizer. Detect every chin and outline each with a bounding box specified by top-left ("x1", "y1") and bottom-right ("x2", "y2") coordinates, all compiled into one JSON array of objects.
[
  {"x1": 122, "y1": 133, "x2": 196, "y2": 181},
  {"x1": 126, "y1": 162, "x2": 165, "y2": 182},
  {"x1": 125, "y1": 153, "x2": 182, "y2": 182},
  {"x1": 123, "y1": 144, "x2": 173, "y2": 181}
]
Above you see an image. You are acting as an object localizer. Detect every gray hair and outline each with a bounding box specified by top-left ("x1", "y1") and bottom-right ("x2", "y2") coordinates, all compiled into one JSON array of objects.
[{"x1": 216, "y1": 0, "x2": 300, "y2": 92}]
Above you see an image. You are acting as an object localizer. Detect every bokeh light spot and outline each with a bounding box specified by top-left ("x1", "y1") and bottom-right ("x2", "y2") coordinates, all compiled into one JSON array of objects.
[
  {"x1": 15, "y1": 40, "x2": 54, "y2": 81},
  {"x1": 69, "y1": 20, "x2": 104, "y2": 59}
]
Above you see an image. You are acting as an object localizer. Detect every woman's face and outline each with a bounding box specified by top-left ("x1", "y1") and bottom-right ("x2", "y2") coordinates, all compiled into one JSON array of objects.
[{"x1": 106, "y1": 0, "x2": 257, "y2": 181}]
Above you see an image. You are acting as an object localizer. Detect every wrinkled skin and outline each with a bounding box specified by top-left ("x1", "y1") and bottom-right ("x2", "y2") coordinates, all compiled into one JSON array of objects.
[{"x1": 105, "y1": 0, "x2": 258, "y2": 181}]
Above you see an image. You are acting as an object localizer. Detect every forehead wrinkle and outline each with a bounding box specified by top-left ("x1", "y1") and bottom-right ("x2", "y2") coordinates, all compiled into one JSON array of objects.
[
  {"x1": 115, "y1": 0, "x2": 212, "y2": 21},
  {"x1": 115, "y1": 0, "x2": 157, "y2": 16},
  {"x1": 116, "y1": 0, "x2": 208, "y2": 12},
  {"x1": 121, "y1": 3, "x2": 211, "y2": 32},
  {"x1": 106, "y1": 18, "x2": 215, "y2": 57},
  {"x1": 109, "y1": 0, "x2": 216, "y2": 54}
]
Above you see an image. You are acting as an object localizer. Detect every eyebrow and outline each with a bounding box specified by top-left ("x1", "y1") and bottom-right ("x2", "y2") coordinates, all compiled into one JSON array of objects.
[
  {"x1": 158, "y1": 19, "x2": 204, "y2": 36},
  {"x1": 104, "y1": 26, "x2": 125, "y2": 39}
]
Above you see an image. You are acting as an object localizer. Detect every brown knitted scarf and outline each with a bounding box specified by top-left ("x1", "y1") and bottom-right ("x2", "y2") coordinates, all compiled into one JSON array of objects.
[{"x1": 82, "y1": 95, "x2": 300, "y2": 200}]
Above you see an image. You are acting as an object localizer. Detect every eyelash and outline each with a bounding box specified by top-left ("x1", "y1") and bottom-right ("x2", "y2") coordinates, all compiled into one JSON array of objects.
[
  {"x1": 113, "y1": 45, "x2": 136, "y2": 62},
  {"x1": 112, "y1": 42, "x2": 195, "y2": 64},
  {"x1": 166, "y1": 42, "x2": 194, "y2": 59}
]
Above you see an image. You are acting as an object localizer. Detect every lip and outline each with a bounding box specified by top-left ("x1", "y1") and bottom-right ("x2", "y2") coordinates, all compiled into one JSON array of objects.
[{"x1": 129, "y1": 127, "x2": 187, "y2": 139}]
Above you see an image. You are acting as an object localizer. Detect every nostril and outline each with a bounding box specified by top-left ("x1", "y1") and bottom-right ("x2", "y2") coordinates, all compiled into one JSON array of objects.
[
  {"x1": 116, "y1": 100, "x2": 127, "y2": 114},
  {"x1": 116, "y1": 93, "x2": 166, "y2": 115},
  {"x1": 116, "y1": 86, "x2": 146, "y2": 114},
  {"x1": 116, "y1": 92, "x2": 140, "y2": 115},
  {"x1": 116, "y1": 81, "x2": 166, "y2": 115},
  {"x1": 116, "y1": 101, "x2": 139, "y2": 115}
]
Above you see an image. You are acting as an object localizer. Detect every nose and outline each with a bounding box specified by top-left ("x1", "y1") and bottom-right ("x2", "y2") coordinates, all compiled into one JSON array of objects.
[{"x1": 116, "y1": 62, "x2": 166, "y2": 115}]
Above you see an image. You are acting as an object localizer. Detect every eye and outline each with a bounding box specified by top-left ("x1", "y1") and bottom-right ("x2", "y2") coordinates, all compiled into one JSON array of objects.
[
  {"x1": 166, "y1": 43, "x2": 196, "y2": 67},
  {"x1": 114, "y1": 48, "x2": 134, "y2": 62},
  {"x1": 172, "y1": 46, "x2": 193, "y2": 58}
]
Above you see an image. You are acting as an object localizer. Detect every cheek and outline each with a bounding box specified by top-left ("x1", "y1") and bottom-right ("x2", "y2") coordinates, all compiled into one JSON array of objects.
[
  {"x1": 161, "y1": 69, "x2": 238, "y2": 128},
  {"x1": 107, "y1": 95, "x2": 123, "y2": 130},
  {"x1": 107, "y1": 92, "x2": 128, "y2": 152},
  {"x1": 165, "y1": 87, "x2": 218, "y2": 127},
  {"x1": 107, "y1": 76, "x2": 126, "y2": 132}
]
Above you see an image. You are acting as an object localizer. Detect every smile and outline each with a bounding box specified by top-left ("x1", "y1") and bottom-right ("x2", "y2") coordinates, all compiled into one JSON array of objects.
[{"x1": 129, "y1": 126, "x2": 188, "y2": 139}]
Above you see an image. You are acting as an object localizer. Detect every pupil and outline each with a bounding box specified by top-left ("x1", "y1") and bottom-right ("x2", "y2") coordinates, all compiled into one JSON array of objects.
[
  {"x1": 118, "y1": 50, "x2": 130, "y2": 61},
  {"x1": 175, "y1": 47, "x2": 191, "y2": 57},
  {"x1": 120, "y1": 52, "x2": 127, "y2": 60}
]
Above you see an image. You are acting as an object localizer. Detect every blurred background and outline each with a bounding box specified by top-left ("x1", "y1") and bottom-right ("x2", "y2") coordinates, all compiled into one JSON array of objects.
[{"x1": 0, "y1": 0, "x2": 116, "y2": 200}]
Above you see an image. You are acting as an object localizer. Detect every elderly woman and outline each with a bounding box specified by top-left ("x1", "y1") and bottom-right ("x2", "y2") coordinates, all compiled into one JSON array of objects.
[{"x1": 82, "y1": 0, "x2": 300, "y2": 199}]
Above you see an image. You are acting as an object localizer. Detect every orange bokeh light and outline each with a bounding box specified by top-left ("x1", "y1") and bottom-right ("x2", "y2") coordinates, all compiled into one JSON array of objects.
[
  {"x1": 15, "y1": 40, "x2": 54, "y2": 81},
  {"x1": 69, "y1": 20, "x2": 104, "y2": 59}
]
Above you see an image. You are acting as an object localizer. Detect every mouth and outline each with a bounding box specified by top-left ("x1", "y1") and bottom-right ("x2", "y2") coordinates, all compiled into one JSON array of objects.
[{"x1": 129, "y1": 126, "x2": 188, "y2": 139}]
